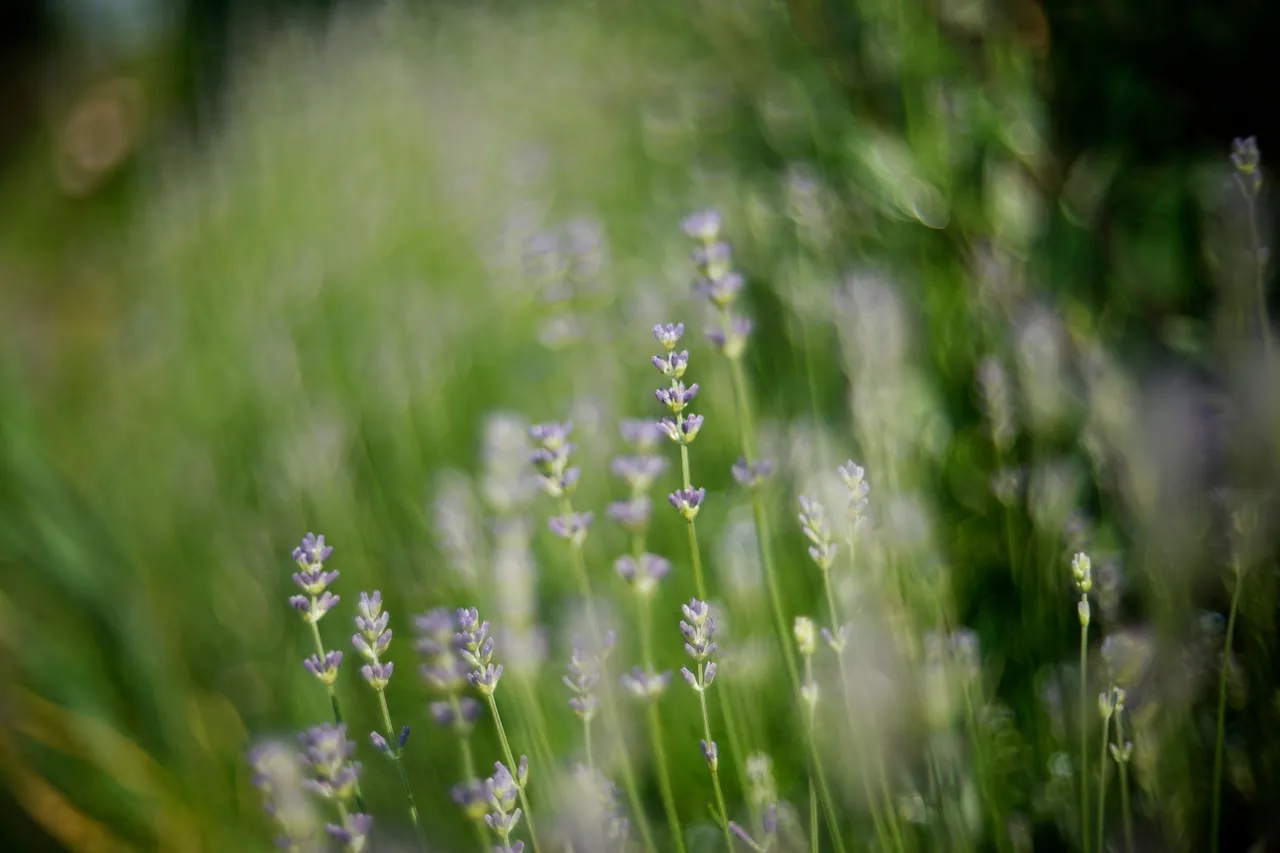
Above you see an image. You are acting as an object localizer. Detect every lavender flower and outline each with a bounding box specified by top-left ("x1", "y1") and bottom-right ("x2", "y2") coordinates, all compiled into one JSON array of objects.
[
  {"x1": 304, "y1": 651, "x2": 344, "y2": 686},
  {"x1": 679, "y1": 599, "x2": 718, "y2": 670},
  {"x1": 797, "y1": 496, "x2": 837, "y2": 571},
  {"x1": 529, "y1": 421, "x2": 579, "y2": 498},
  {"x1": 680, "y1": 209, "x2": 722, "y2": 243},
  {"x1": 606, "y1": 496, "x2": 652, "y2": 533},
  {"x1": 1232, "y1": 136, "x2": 1262, "y2": 193},
  {"x1": 298, "y1": 723, "x2": 362, "y2": 802},
  {"x1": 289, "y1": 533, "x2": 340, "y2": 624},
  {"x1": 451, "y1": 779, "x2": 490, "y2": 821},
  {"x1": 705, "y1": 316, "x2": 752, "y2": 359},
  {"x1": 657, "y1": 413, "x2": 703, "y2": 445},
  {"x1": 619, "y1": 419, "x2": 665, "y2": 451},
  {"x1": 695, "y1": 271, "x2": 745, "y2": 308},
  {"x1": 568, "y1": 763, "x2": 630, "y2": 845},
  {"x1": 837, "y1": 461, "x2": 871, "y2": 536},
  {"x1": 416, "y1": 608, "x2": 469, "y2": 700},
  {"x1": 731, "y1": 457, "x2": 773, "y2": 490},
  {"x1": 548, "y1": 511, "x2": 594, "y2": 546},
  {"x1": 613, "y1": 553, "x2": 671, "y2": 598},
  {"x1": 352, "y1": 591, "x2": 394, "y2": 688},
  {"x1": 620, "y1": 666, "x2": 673, "y2": 702},
  {"x1": 610, "y1": 455, "x2": 668, "y2": 493},
  {"x1": 564, "y1": 637, "x2": 602, "y2": 723},
  {"x1": 484, "y1": 760, "x2": 527, "y2": 845},
  {"x1": 325, "y1": 813, "x2": 373, "y2": 852},
  {"x1": 654, "y1": 382, "x2": 699, "y2": 413},
  {"x1": 248, "y1": 741, "x2": 320, "y2": 852},
  {"x1": 456, "y1": 607, "x2": 503, "y2": 695},
  {"x1": 669, "y1": 486, "x2": 706, "y2": 521},
  {"x1": 653, "y1": 323, "x2": 685, "y2": 351}
]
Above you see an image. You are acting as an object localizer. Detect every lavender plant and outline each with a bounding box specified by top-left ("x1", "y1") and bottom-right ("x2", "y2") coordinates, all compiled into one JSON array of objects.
[
  {"x1": 485, "y1": 760, "x2": 528, "y2": 853},
  {"x1": 532, "y1": 420, "x2": 657, "y2": 851},
  {"x1": 611, "y1": 423, "x2": 686, "y2": 853},
  {"x1": 1071, "y1": 552, "x2": 1093, "y2": 853},
  {"x1": 248, "y1": 741, "x2": 321, "y2": 852},
  {"x1": 351, "y1": 591, "x2": 427, "y2": 849},
  {"x1": 298, "y1": 723, "x2": 372, "y2": 852},
  {"x1": 679, "y1": 598, "x2": 734, "y2": 851},
  {"x1": 417, "y1": 607, "x2": 489, "y2": 848},
  {"x1": 456, "y1": 606, "x2": 543, "y2": 853},
  {"x1": 682, "y1": 211, "x2": 800, "y2": 696}
]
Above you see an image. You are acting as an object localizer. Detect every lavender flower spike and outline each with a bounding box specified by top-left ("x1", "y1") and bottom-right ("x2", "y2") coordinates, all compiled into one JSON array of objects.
[{"x1": 653, "y1": 323, "x2": 685, "y2": 350}]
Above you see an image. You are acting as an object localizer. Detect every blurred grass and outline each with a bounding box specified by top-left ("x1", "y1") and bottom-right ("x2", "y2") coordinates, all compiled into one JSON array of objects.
[{"x1": 1, "y1": 0, "x2": 1277, "y2": 851}]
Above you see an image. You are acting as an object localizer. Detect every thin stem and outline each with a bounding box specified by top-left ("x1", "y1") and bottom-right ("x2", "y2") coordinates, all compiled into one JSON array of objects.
[
  {"x1": 1096, "y1": 711, "x2": 1111, "y2": 853},
  {"x1": 636, "y1": 593, "x2": 687, "y2": 853},
  {"x1": 584, "y1": 716, "x2": 595, "y2": 770},
  {"x1": 516, "y1": 675, "x2": 559, "y2": 777},
  {"x1": 452, "y1": 706, "x2": 491, "y2": 853},
  {"x1": 1114, "y1": 706, "x2": 1134, "y2": 853},
  {"x1": 1210, "y1": 560, "x2": 1245, "y2": 853},
  {"x1": 686, "y1": 518, "x2": 708, "y2": 600},
  {"x1": 374, "y1": 689, "x2": 428, "y2": 851},
  {"x1": 803, "y1": 654, "x2": 848, "y2": 853},
  {"x1": 559, "y1": 497, "x2": 657, "y2": 853},
  {"x1": 696, "y1": 662, "x2": 736, "y2": 853},
  {"x1": 307, "y1": 620, "x2": 366, "y2": 813},
  {"x1": 1080, "y1": 612, "x2": 1090, "y2": 853},
  {"x1": 808, "y1": 771, "x2": 819, "y2": 853},
  {"x1": 1234, "y1": 173, "x2": 1271, "y2": 358},
  {"x1": 828, "y1": 542, "x2": 893, "y2": 853},
  {"x1": 486, "y1": 694, "x2": 543, "y2": 853}
]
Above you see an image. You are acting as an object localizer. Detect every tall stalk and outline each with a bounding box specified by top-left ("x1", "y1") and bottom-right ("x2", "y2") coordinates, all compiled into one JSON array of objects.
[
  {"x1": 1211, "y1": 556, "x2": 1246, "y2": 853},
  {"x1": 1071, "y1": 553, "x2": 1094, "y2": 853}
]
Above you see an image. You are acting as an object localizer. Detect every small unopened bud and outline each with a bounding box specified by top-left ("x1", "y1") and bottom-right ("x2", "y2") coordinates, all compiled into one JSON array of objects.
[
  {"x1": 1078, "y1": 597, "x2": 1091, "y2": 627},
  {"x1": 794, "y1": 617, "x2": 817, "y2": 657}
]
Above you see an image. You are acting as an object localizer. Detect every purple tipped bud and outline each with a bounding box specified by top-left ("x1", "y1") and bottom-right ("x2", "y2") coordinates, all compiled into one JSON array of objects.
[
  {"x1": 731, "y1": 457, "x2": 774, "y2": 489},
  {"x1": 706, "y1": 315, "x2": 752, "y2": 359},
  {"x1": 653, "y1": 323, "x2": 685, "y2": 350},
  {"x1": 370, "y1": 731, "x2": 389, "y2": 753},
  {"x1": 701, "y1": 739, "x2": 719, "y2": 770},
  {"x1": 669, "y1": 486, "x2": 706, "y2": 520},
  {"x1": 292, "y1": 532, "x2": 334, "y2": 566},
  {"x1": 695, "y1": 271, "x2": 745, "y2": 308},
  {"x1": 680, "y1": 209, "x2": 723, "y2": 242}
]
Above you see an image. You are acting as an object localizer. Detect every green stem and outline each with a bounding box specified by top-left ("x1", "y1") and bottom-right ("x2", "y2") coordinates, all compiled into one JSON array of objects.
[
  {"x1": 724, "y1": 350, "x2": 801, "y2": 697},
  {"x1": 804, "y1": 654, "x2": 848, "y2": 853},
  {"x1": 584, "y1": 715, "x2": 594, "y2": 770},
  {"x1": 636, "y1": 591, "x2": 687, "y2": 853},
  {"x1": 452, "y1": 710, "x2": 491, "y2": 853},
  {"x1": 809, "y1": 772, "x2": 819, "y2": 853},
  {"x1": 828, "y1": 544, "x2": 893, "y2": 853},
  {"x1": 1234, "y1": 173, "x2": 1271, "y2": 358},
  {"x1": 486, "y1": 694, "x2": 543, "y2": 853},
  {"x1": 1114, "y1": 707, "x2": 1134, "y2": 853},
  {"x1": 1096, "y1": 711, "x2": 1111, "y2": 853},
  {"x1": 517, "y1": 675, "x2": 559, "y2": 778},
  {"x1": 1080, "y1": 613, "x2": 1090, "y2": 853},
  {"x1": 559, "y1": 498, "x2": 657, "y2": 853},
  {"x1": 696, "y1": 662, "x2": 736, "y2": 853},
  {"x1": 307, "y1": 620, "x2": 366, "y2": 813},
  {"x1": 374, "y1": 689, "x2": 428, "y2": 851},
  {"x1": 1210, "y1": 561, "x2": 1244, "y2": 853}
]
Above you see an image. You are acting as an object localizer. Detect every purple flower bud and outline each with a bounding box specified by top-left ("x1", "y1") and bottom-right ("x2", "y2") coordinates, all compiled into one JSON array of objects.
[
  {"x1": 292, "y1": 567, "x2": 340, "y2": 596},
  {"x1": 548, "y1": 511, "x2": 593, "y2": 545},
  {"x1": 704, "y1": 662, "x2": 718, "y2": 686},
  {"x1": 731, "y1": 457, "x2": 774, "y2": 489},
  {"x1": 361, "y1": 661, "x2": 394, "y2": 690},
  {"x1": 705, "y1": 315, "x2": 753, "y2": 359},
  {"x1": 304, "y1": 650, "x2": 344, "y2": 685},
  {"x1": 292, "y1": 532, "x2": 334, "y2": 567},
  {"x1": 619, "y1": 418, "x2": 664, "y2": 450},
  {"x1": 695, "y1": 271, "x2": 744, "y2": 308},
  {"x1": 653, "y1": 323, "x2": 685, "y2": 350},
  {"x1": 680, "y1": 209, "x2": 722, "y2": 242},
  {"x1": 529, "y1": 421, "x2": 574, "y2": 450},
  {"x1": 469, "y1": 662, "x2": 504, "y2": 694},
  {"x1": 397, "y1": 725, "x2": 410, "y2": 749},
  {"x1": 690, "y1": 241, "x2": 734, "y2": 282},
  {"x1": 654, "y1": 382, "x2": 699, "y2": 413},
  {"x1": 669, "y1": 486, "x2": 706, "y2": 521},
  {"x1": 452, "y1": 779, "x2": 489, "y2": 820},
  {"x1": 652, "y1": 349, "x2": 690, "y2": 378},
  {"x1": 370, "y1": 731, "x2": 389, "y2": 753},
  {"x1": 607, "y1": 497, "x2": 653, "y2": 533},
  {"x1": 326, "y1": 812, "x2": 373, "y2": 850},
  {"x1": 613, "y1": 553, "x2": 670, "y2": 597},
  {"x1": 610, "y1": 455, "x2": 667, "y2": 492},
  {"x1": 621, "y1": 666, "x2": 673, "y2": 701},
  {"x1": 700, "y1": 739, "x2": 719, "y2": 770}
]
